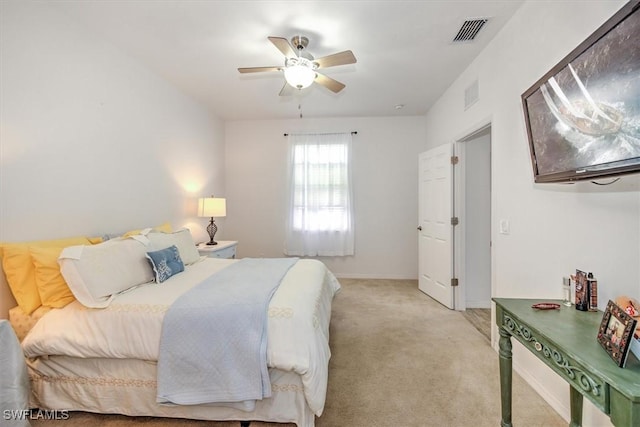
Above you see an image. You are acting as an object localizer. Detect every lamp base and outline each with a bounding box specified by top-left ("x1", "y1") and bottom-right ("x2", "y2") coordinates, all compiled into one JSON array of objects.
[{"x1": 206, "y1": 217, "x2": 218, "y2": 246}]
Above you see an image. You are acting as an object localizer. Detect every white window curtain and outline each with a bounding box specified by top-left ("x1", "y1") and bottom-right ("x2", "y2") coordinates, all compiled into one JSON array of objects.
[{"x1": 284, "y1": 132, "x2": 354, "y2": 256}]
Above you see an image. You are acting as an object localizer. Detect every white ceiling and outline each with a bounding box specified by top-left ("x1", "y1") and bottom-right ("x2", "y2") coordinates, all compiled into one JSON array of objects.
[{"x1": 51, "y1": 0, "x2": 524, "y2": 121}]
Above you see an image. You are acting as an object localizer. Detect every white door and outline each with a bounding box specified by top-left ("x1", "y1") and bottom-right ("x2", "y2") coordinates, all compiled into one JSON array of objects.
[{"x1": 418, "y1": 143, "x2": 454, "y2": 309}]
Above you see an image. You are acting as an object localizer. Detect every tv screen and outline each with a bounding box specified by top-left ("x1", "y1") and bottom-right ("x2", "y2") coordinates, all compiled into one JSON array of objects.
[{"x1": 522, "y1": 0, "x2": 640, "y2": 183}]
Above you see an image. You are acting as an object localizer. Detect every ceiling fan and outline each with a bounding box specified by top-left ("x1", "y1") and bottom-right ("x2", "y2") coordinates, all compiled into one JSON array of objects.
[{"x1": 238, "y1": 36, "x2": 357, "y2": 96}]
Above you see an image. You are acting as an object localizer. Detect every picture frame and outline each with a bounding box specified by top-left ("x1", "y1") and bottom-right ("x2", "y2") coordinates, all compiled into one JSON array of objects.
[
  {"x1": 597, "y1": 300, "x2": 638, "y2": 367},
  {"x1": 521, "y1": 0, "x2": 640, "y2": 183}
]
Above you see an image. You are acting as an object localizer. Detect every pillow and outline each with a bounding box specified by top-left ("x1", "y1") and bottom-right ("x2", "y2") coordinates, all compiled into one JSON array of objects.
[
  {"x1": 1, "y1": 245, "x2": 41, "y2": 314},
  {"x1": 123, "y1": 222, "x2": 172, "y2": 238},
  {"x1": 30, "y1": 246, "x2": 75, "y2": 308},
  {"x1": 59, "y1": 238, "x2": 154, "y2": 308},
  {"x1": 0, "y1": 236, "x2": 92, "y2": 314},
  {"x1": 8, "y1": 305, "x2": 51, "y2": 342},
  {"x1": 86, "y1": 236, "x2": 104, "y2": 245},
  {"x1": 146, "y1": 245, "x2": 184, "y2": 283},
  {"x1": 147, "y1": 228, "x2": 200, "y2": 265}
]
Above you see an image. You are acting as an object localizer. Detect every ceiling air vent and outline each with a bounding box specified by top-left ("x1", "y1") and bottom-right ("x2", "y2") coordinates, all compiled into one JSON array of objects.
[{"x1": 452, "y1": 18, "x2": 489, "y2": 43}]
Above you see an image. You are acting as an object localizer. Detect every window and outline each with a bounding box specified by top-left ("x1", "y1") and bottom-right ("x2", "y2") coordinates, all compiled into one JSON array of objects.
[{"x1": 284, "y1": 132, "x2": 354, "y2": 256}]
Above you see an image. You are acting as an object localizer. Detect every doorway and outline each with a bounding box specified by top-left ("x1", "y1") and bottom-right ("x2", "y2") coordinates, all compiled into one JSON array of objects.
[{"x1": 456, "y1": 125, "x2": 491, "y2": 310}]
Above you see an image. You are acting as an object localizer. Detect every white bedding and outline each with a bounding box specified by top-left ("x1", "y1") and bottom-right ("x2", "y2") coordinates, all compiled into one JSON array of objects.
[
  {"x1": 28, "y1": 356, "x2": 315, "y2": 426},
  {"x1": 22, "y1": 257, "x2": 340, "y2": 415}
]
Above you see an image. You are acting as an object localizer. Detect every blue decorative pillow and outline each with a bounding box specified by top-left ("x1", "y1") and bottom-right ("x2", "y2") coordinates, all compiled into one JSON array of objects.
[{"x1": 145, "y1": 245, "x2": 184, "y2": 283}]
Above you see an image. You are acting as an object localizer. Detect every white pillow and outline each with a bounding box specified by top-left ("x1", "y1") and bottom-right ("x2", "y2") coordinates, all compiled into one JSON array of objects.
[
  {"x1": 146, "y1": 228, "x2": 200, "y2": 265},
  {"x1": 59, "y1": 238, "x2": 154, "y2": 308}
]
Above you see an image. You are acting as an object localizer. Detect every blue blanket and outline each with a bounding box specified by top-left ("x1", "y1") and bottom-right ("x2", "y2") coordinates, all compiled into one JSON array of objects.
[{"x1": 156, "y1": 258, "x2": 298, "y2": 406}]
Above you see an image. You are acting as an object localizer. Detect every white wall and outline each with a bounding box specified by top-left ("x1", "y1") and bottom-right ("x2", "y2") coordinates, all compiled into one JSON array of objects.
[
  {"x1": 425, "y1": 1, "x2": 638, "y2": 425},
  {"x1": 0, "y1": 1, "x2": 225, "y2": 244},
  {"x1": 224, "y1": 116, "x2": 425, "y2": 279}
]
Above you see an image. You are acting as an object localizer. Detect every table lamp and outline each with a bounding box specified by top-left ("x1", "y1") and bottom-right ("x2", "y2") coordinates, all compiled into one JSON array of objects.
[{"x1": 198, "y1": 196, "x2": 226, "y2": 245}]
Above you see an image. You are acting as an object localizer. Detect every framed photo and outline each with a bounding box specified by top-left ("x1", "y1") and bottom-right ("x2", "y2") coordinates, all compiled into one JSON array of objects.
[{"x1": 597, "y1": 300, "x2": 638, "y2": 367}]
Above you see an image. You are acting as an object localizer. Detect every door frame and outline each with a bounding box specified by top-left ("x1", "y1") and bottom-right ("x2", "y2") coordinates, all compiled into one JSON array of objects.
[{"x1": 453, "y1": 120, "x2": 492, "y2": 311}]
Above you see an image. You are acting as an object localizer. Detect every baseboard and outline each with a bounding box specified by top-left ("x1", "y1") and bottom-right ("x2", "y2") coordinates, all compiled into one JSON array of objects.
[
  {"x1": 334, "y1": 273, "x2": 418, "y2": 280},
  {"x1": 465, "y1": 299, "x2": 491, "y2": 308}
]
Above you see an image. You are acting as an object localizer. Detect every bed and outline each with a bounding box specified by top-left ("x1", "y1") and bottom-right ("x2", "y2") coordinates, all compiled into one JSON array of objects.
[{"x1": 0, "y1": 230, "x2": 340, "y2": 427}]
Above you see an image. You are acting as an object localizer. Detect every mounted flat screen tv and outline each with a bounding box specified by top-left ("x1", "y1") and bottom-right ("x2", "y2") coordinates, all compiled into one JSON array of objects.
[{"x1": 522, "y1": 0, "x2": 640, "y2": 183}]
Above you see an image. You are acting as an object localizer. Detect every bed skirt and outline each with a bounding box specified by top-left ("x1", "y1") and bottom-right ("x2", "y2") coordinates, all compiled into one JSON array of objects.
[{"x1": 27, "y1": 356, "x2": 315, "y2": 427}]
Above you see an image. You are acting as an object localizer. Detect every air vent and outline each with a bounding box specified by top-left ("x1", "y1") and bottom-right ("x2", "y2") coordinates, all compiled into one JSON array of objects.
[
  {"x1": 465, "y1": 80, "x2": 479, "y2": 109},
  {"x1": 453, "y1": 18, "x2": 489, "y2": 42}
]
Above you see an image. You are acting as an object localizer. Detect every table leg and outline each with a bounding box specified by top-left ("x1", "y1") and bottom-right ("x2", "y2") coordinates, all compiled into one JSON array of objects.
[
  {"x1": 569, "y1": 385, "x2": 583, "y2": 427},
  {"x1": 498, "y1": 327, "x2": 513, "y2": 427}
]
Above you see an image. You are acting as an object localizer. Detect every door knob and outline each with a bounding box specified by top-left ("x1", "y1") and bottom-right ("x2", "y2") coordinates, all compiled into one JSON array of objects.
[{"x1": 417, "y1": 226, "x2": 422, "y2": 231}]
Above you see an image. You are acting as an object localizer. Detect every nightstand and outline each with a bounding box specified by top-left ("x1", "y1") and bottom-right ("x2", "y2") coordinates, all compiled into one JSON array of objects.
[{"x1": 197, "y1": 241, "x2": 237, "y2": 259}]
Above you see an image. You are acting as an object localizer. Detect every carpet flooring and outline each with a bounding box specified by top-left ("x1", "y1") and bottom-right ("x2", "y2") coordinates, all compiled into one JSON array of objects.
[{"x1": 31, "y1": 279, "x2": 565, "y2": 427}]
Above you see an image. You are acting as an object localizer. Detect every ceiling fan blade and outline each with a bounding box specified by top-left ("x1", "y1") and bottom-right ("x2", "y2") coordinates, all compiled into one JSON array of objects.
[
  {"x1": 314, "y1": 73, "x2": 346, "y2": 93},
  {"x1": 314, "y1": 50, "x2": 357, "y2": 68},
  {"x1": 268, "y1": 36, "x2": 297, "y2": 58},
  {"x1": 279, "y1": 82, "x2": 296, "y2": 97},
  {"x1": 238, "y1": 66, "x2": 282, "y2": 74}
]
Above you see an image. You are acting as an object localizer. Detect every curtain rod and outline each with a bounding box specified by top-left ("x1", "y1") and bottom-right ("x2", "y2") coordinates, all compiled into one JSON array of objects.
[{"x1": 283, "y1": 131, "x2": 357, "y2": 136}]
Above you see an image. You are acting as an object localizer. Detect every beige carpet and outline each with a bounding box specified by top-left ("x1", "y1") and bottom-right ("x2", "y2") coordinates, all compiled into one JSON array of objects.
[{"x1": 31, "y1": 279, "x2": 564, "y2": 427}]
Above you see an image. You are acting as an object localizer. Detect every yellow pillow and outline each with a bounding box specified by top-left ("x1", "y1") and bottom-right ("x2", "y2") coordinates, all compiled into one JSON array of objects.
[
  {"x1": 30, "y1": 246, "x2": 75, "y2": 309},
  {"x1": 2, "y1": 245, "x2": 41, "y2": 314},
  {"x1": 1, "y1": 236, "x2": 91, "y2": 314},
  {"x1": 123, "y1": 222, "x2": 172, "y2": 237}
]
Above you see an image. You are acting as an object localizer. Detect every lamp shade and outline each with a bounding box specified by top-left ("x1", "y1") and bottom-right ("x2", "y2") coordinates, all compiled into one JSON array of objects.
[
  {"x1": 284, "y1": 65, "x2": 316, "y2": 89},
  {"x1": 198, "y1": 197, "x2": 226, "y2": 218}
]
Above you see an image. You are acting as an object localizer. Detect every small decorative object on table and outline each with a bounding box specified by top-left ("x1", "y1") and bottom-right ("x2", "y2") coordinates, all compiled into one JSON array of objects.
[
  {"x1": 574, "y1": 269, "x2": 598, "y2": 311},
  {"x1": 587, "y1": 272, "x2": 598, "y2": 312},
  {"x1": 615, "y1": 296, "x2": 640, "y2": 319},
  {"x1": 597, "y1": 300, "x2": 638, "y2": 368},
  {"x1": 562, "y1": 276, "x2": 572, "y2": 306},
  {"x1": 531, "y1": 302, "x2": 561, "y2": 310}
]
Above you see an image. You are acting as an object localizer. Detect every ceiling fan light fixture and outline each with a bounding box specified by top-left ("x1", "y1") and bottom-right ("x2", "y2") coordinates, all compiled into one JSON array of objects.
[
  {"x1": 284, "y1": 64, "x2": 316, "y2": 89},
  {"x1": 238, "y1": 35, "x2": 355, "y2": 95}
]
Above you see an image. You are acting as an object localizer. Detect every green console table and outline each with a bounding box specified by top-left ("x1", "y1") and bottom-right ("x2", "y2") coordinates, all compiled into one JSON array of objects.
[{"x1": 493, "y1": 298, "x2": 640, "y2": 427}]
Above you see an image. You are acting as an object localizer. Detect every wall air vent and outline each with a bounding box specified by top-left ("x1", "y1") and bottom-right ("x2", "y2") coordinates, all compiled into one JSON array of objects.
[
  {"x1": 452, "y1": 18, "x2": 489, "y2": 43},
  {"x1": 464, "y1": 79, "x2": 479, "y2": 110}
]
